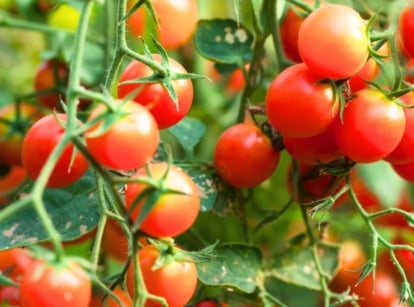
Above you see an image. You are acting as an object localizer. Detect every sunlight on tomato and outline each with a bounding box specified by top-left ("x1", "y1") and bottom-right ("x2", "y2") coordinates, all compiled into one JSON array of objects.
[{"x1": 47, "y1": 4, "x2": 80, "y2": 31}]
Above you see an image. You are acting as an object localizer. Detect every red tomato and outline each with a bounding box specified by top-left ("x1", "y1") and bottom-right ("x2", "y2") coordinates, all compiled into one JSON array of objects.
[
  {"x1": 127, "y1": 244, "x2": 198, "y2": 307},
  {"x1": 0, "y1": 286, "x2": 20, "y2": 306},
  {"x1": 385, "y1": 91, "x2": 414, "y2": 164},
  {"x1": 33, "y1": 59, "x2": 69, "y2": 110},
  {"x1": 85, "y1": 100, "x2": 159, "y2": 171},
  {"x1": 399, "y1": 7, "x2": 414, "y2": 59},
  {"x1": 283, "y1": 122, "x2": 343, "y2": 165},
  {"x1": 0, "y1": 165, "x2": 26, "y2": 205},
  {"x1": 0, "y1": 103, "x2": 42, "y2": 166},
  {"x1": 20, "y1": 260, "x2": 91, "y2": 307},
  {"x1": 125, "y1": 162, "x2": 200, "y2": 237},
  {"x1": 334, "y1": 89, "x2": 405, "y2": 163},
  {"x1": 117, "y1": 54, "x2": 194, "y2": 129},
  {"x1": 279, "y1": 0, "x2": 314, "y2": 63},
  {"x1": 21, "y1": 114, "x2": 89, "y2": 188},
  {"x1": 265, "y1": 63, "x2": 337, "y2": 138},
  {"x1": 214, "y1": 122, "x2": 280, "y2": 188},
  {"x1": 195, "y1": 299, "x2": 228, "y2": 307},
  {"x1": 391, "y1": 160, "x2": 414, "y2": 182},
  {"x1": 298, "y1": 4, "x2": 369, "y2": 79},
  {"x1": 107, "y1": 287, "x2": 133, "y2": 307},
  {"x1": 405, "y1": 58, "x2": 414, "y2": 84},
  {"x1": 127, "y1": 0, "x2": 198, "y2": 50},
  {"x1": 102, "y1": 219, "x2": 129, "y2": 261}
]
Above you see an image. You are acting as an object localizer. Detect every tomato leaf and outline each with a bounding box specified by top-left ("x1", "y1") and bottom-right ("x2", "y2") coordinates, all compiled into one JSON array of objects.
[
  {"x1": 194, "y1": 19, "x2": 254, "y2": 65},
  {"x1": 183, "y1": 165, "x2": 217, "y2": 212},
  {"x1": 197, "y1": 244, "x2": 262, "y2": 293},
  {"x1": 0, "y1": 274, "x2": 18, "y2": 287},
  {"x1": 167, "y1": 117, "x2": 206, "y2": 156},
  {"x1": 0, "y1": 171, "x2": 100, "y2": 249},
  {"x1": 269, "y1": 240, "x2": 340, "y2": 291},
  {"x1": 356, "y1": 161, "x2": 406, "y2": 208}
]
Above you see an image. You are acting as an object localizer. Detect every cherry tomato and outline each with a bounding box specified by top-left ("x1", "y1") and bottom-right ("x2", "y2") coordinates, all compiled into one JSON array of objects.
[
  {"x1": 85, "y1": 100, "x2": 159, "y2": 171},
  {"x1": 279, "y1": 0, "x2": 315, "y2": 63},
  {"x1": 37, "y1": 0, "x2": 53, "y2": 11},
  {"x1": 117, "y1": 54, "x2": 194, "y2": 129},
  {"x1": 385, "y1": 91, "x2": 414, "y2": 164},
  {"x1": 265, "y1": 63, "x2": 337, "y2": 138},
  {"x1": 102, "y1": 219, "x2": 129, "y2": 261},
  {"x1": 334, "y1": 89, "x2": 405, "y2": 163},
  {"x1": 195, "y1": 299, "x2": 228, "y2": 307},
  {"x1": 20, "y1": 259, "x2": 91, "y2": 307},
  {"x1": 405, "y1": 58, "x2": 414, "y2": 84},
  {"x1": 33, "y1": 59, "x2": 69, "y2": 110},
  {"x1": 0, "y1": 164, "x2": 26, "y2": 205},
  {"x1": 107, "y1": 287, "x2": 133, "y2": 307},
  {"x1": 21, "y1": 114, "x2": 89, "y2": 188},
  {"x1": 127, "y1": 244, "x2": 198, "y2": 307},
  {"x1": 125, "y1": 162, "x2": 200, "y2": 237},
  {"x1": 283, "y1": 122, "x2": 343, "y2": 165},
  {"x1": 0, "y1": 286, "x2": 20, "y2": 306},
  {"x1": 399, "y1": 7, "x2": 414, "y2": 59},
  {"x1": 214, "y1": 122, "x2": 280, "y2": 188},
  {"x1": 391, "y1": 160, "x2": 414, "y2": 183},
  {"x1": 298, "y1": 4, "x2": 369, "y2": 79},
  {"x1": 127, "y1": 0, "x2": 198, "y2": 50},
  {"x1": 0, "y1": 103, "x2": 42, "y2": 166},
  {"x1": 47, "y1": 3, "x2": 80, "y2": 31}
]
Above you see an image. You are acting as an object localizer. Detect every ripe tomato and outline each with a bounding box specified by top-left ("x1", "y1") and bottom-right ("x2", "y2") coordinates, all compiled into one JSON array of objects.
[
  {"x1": 279, "y1": 0, "x2": 314, "y2": 63},
  {"x1": 283, "y1": 122, "x2": 343, "y2": 165},
  {"x1": 195, "y1": 299, "x2": 228, "y2": 307},
  {"x1": 298, "y1": 4, "x2": 369, "y2": 79},
  {"x1": 21, "y1": 114, "x2": 89, "y2": 188},
  {"x1": 47, "y1": 3, "x2": 80, "y2": 31},
  {"x1": 399, "y1": 7, "x2": 414, "y2": 59},
  {"x1": 334, "y1": 89, "x2": 405, "y2": 163},
  {"x1": 37, "y1": 0, "x2": 53, "y2": 11},
  {"x1": 102, "y1": 219, "x2": 129, "y2": 261},
  {"x1": 385, "y1": 91, "x2": 414, "y2": 164},
  {"x1": 265, "y1": 63, "x2": 337, "y2": 138},
  {"x1": 405, "y1": 58, "x2": 414, "y2": 84},
  {"x1": 107, "y1": 287, "x2": 133, "y2": 307},
  {"x1": 0, "y1": 165, "x2": 26, "y2": 205},
  {"x1": 214, "y1": 122, "x2": 280, "y2": 188},
  {"x1": 20, "y1": 259, "x2": 91, "y2": 307},
  {"x1": 125, "y1": 162, "x2": 200, "y2": 237},
  {"x1": 33, "y1": 59, "x2": 69, "y2": 110},
  {"x1": 0, "y1": 103, "x2": 42, "y2": 166},
  {"x1": 127, "y1": 244, "x2": 198, "y2": 307},
  {"x1": 127, "y1": 0, "x2": 198, "y2": 50},
  {"x1": 85, "y1": 100, "x2": 159, "y2": 171},
  {"x1": 117, "y1": 54, "x2": 194, "y2": 129},
  {"x1": 391, "y1": 160, "x2": 414, "y2": 183}
]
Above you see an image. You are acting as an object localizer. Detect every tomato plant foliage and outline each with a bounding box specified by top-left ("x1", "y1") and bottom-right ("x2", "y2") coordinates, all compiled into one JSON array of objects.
[{"x1": 1, "y1": 0, "x2": 414, "y2": 306}]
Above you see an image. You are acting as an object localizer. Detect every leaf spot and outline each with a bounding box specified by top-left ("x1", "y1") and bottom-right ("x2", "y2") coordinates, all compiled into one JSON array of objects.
[
  {"x1": 79, "y1": 225, "x2": 87, "y2": 234},
  {"x1": 3, "y1": 223, "x2": 19, "y2": 238},
  {"x1": 215, "y1": 35, "x2": 222, "y2": 42},
  {"x1": 234, "y1": 28, "x2": 248, "y2": 43},
  {"x1": 65, "y1": 221, "x2": 72, "y2": 230}
]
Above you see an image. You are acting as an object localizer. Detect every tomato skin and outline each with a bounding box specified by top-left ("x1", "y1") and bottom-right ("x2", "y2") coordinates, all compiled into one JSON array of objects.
[
  {"x1": 34, "y1": 59, "x2": 69, "y2": 110},
  {"x1": 85, "y1": 100, "x2": 159, "y2": 171},
  {"x1": 127, "y1": 244, "x2": 198, "y2": 307},
  {"x1": 391, "y1": 160, "x2": 414, "y2": 182},
  {"x1": 283, "y1": 122, "x2": 343, "y2": 165},
  {"x1": 20, "y1": 260, "x2": 91, "y2": 307},
  {"x1": 399, "y1": 7, "x2": 414, "y2": 59},
  {"x1": 47, "y1": 3, "x2": 80, "y2": 31},
  {"x1": 298, "y1": 4, "x2": 368, "y2": 79},
  {"x1": 265, "y1": 63, "x2": 337, "y2": 138},
  {"x1": 118, "y1": 55, "x2": 194, "y2": 129},
  {"x1": 21, "y1": 114, "x2": 89, "y2": 188},
  {"x1": 214, "y1": 123, "x2": 280, "y2": 188},
  {"x1": 385, "y1": 91, "x2": 414, "y2": 164},
  {"x1": 102, "y1": 219, "x2": 129, "y2": 261},
  {"x1": 334, "y1": 89, "x2": 405, "y2": 163},
  {"x1": 0, "y1": 103, "x2": 42, "y2": 166},
  {"x1": 0, "y1": 165, "x2": 26, "y2": 205},
  {"x1": 127, "y1": 0, "x2": 198, "y2": 50},
  {"x1": 195, "y1": 299, "x2": 228, "y2": 307},
  {"x1": 125, "y1": 162, "x2": 200, "y2": 237},
  {"x1": 0, "y1": 286, "x2": 19, "y2": 306}
]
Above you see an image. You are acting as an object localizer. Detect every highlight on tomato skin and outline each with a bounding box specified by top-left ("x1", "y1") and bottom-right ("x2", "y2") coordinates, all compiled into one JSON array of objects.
[{"x1": 214, "y1": 122, "x2": 280, "y2": 189}]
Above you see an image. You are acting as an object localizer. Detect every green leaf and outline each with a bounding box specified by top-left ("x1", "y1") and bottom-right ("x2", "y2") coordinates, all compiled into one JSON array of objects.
[
  {"x1": 194, "y1": 19, "x2": 254, "y2": 65},
  {"x1": 356, "y1": 161, "x2": 406, "y2": 208},
  {"x1": 167, "y1": 117, "x2": 206, "y2": 155},
  {"x1": 183, "y1": 166, "x2": 217, "y2": 212},
  {"x1": 0, "y1": 274, "x2": 17, "y2": 287},
  {"x1": 270, "y1": 240, "x2": 340, "y2": 291},
  {"x1": 197, "y1": 244, "x2": 262, "y2": 293},
  {"x1": 0, "y1": 171, "x2": 100, "y2": 249}
]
